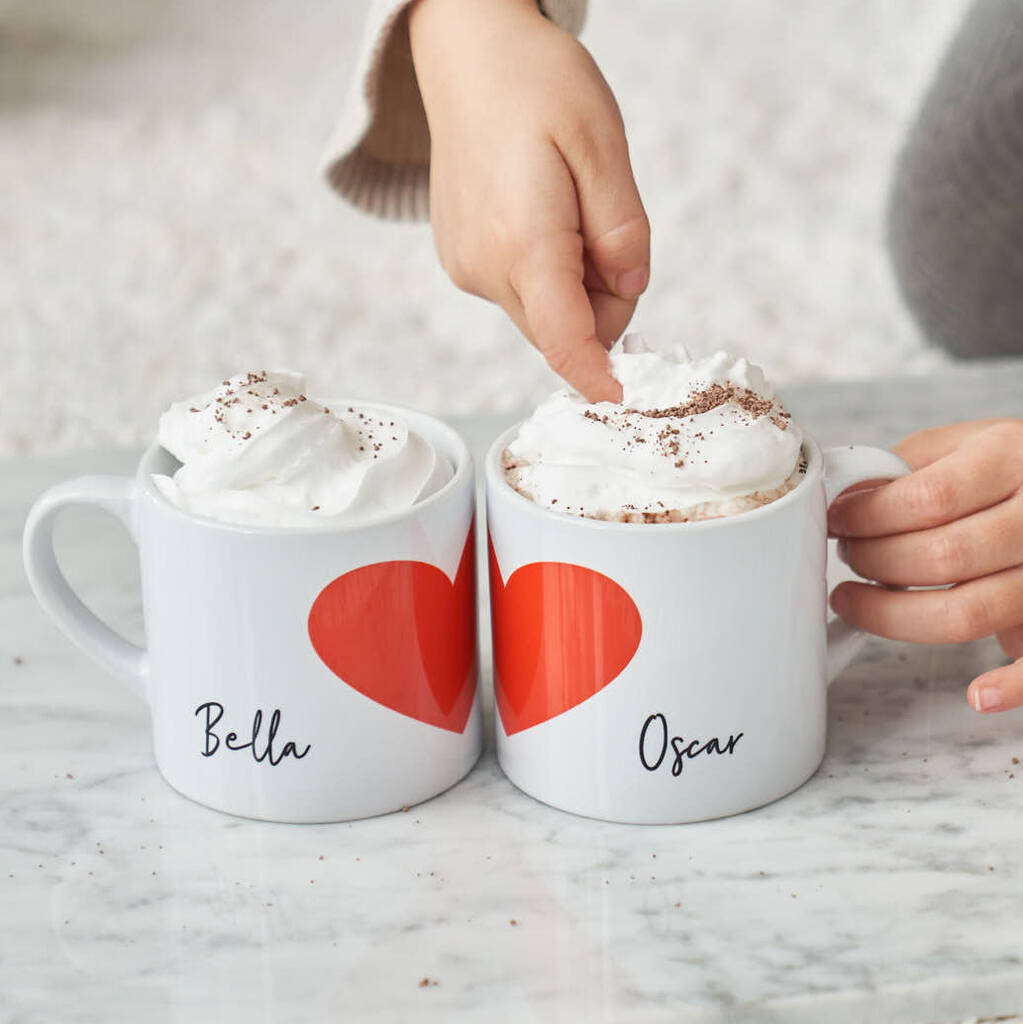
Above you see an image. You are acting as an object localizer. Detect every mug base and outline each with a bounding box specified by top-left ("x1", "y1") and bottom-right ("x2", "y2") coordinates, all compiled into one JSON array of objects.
[
  {"x1": 497, "y1": 751, "x2": 826, "y2": 825},
  {"x1": 154, "y1": 747, "x2": 483, "y2": 824}
]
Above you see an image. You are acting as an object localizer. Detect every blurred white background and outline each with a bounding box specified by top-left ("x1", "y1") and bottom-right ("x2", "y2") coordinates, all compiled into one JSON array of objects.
[{"x1": 0, "y1": 0, "x2": 967, "y2": 457}]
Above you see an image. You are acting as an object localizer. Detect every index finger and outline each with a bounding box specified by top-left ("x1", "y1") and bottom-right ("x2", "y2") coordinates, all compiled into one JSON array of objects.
[
  {"x1": 509, "y1": 231, "x2": 622, "y2": 403},
  {"x1": 828, "y1": 428, "x2": 1023, "y2": 538},
  {"x1": 895, "y1": 418, "x2": 1021, "y2": 469}
]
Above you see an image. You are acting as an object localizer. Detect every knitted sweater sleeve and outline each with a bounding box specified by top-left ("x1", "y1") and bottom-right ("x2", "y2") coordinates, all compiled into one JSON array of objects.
[
  {"x1": 887, "y1": 0, "x2": 1023, "y2": 358},
  {"x1": 322, "y1": 0, "x2": 587, "y2": 220}
]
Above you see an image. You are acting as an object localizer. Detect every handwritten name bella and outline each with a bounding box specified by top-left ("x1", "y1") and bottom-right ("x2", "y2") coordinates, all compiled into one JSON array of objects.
[
  {"x1": 639, "y1": 713, "x2": 743, "y2": 776},
  {"x1": 195, "y1": 701, "x2": 311, "y2": 765}
]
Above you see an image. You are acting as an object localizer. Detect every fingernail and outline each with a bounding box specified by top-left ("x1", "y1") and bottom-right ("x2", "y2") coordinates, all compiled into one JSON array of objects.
[
  {"x1": 829, "y1": 586, "x2": 848, "y2": 615},
  {"x1": 616, "y1": 265, "x2": 649, "y2": 298},
  {"x1": 970, "y1": 685, "x2": 1002, "y2": 712},
  {"x1": 827, "y1": 504, "x2": 846, "y2": 536}
]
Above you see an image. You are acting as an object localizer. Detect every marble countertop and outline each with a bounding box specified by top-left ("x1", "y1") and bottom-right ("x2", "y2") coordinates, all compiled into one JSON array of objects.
[{"x1": 4, "y1": 361, "x2": 1023, "y2": 1024}]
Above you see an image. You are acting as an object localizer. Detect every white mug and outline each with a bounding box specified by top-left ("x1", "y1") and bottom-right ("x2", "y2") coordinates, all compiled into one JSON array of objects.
[
  {"x1": 23, "y1": 405, "x2": 482, "y2": 823},
  {"x1": 485, "y1": 430, "x2": 909, "y2": 824}
]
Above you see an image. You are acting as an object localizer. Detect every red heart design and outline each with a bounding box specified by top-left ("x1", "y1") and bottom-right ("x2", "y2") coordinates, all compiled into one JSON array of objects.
[
  {"x1": 308, "y1": 525, "x2": 477, "y2": 733},
  {"x1": 488, "y1": 534, "x2": 642, "y2": 736}
]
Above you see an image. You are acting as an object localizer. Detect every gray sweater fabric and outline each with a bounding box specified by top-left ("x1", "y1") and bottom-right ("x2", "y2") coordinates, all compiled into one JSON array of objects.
[{"x1": 888, "y1": 0, "x2": 1023, "y2": 358}]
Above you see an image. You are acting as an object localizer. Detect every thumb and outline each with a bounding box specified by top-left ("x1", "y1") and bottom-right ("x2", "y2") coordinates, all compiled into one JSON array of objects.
[
  {"x1": 563, "y1": 113, "x2": 650, "y2": 300},
  {"x1": 509, "y1": 231, "x2": 623, "y2": 404}
]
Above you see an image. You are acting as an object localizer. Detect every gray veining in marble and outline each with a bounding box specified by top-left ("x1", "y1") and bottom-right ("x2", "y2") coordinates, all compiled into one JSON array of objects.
[{"x1": 3, "y1": 362, "x2": 1023, "y2": 1023}]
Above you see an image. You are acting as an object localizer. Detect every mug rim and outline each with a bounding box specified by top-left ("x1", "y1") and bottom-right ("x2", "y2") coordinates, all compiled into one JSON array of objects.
[
  {"x1": 136, "y1": 399, "x2": 472, "y2": 536},
  {"x1": 485, "y1": 422, "x2": 821, "y2": 532}
]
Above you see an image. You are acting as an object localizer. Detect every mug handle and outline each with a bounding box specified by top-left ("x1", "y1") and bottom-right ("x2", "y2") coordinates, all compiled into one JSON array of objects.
[
  {"x1": 822, "y1": 446, "x2": 912, "y2": 684},
  {"x1": 22, "y1": 476, "x2": 148, "y2": 699}
]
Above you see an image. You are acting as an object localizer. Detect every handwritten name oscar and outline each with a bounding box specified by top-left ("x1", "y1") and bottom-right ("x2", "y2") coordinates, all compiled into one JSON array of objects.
[
  {"x1": 639, "y1": 713, "x2": 743, "y2": 777},
  {"x1": 195, "y1": 701, "x2": 311, "y2": 766}
]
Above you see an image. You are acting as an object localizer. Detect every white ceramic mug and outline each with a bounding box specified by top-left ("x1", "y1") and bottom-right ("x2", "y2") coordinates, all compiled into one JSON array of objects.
[
  {"x1": 485, "y1": 430, "x2": 909, "y2": 824},
  {"x1": 23, "y1": 405, "x2": 482, "y2": 823}
]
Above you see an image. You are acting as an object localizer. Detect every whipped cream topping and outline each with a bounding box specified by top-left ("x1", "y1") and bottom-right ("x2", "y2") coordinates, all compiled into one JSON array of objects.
[
  {"x1": 504, "y1": 335, "x2": 804, "y2": 522},
  {"x1": 153, "y1": 370, "x2": 452, "y2": 527}
]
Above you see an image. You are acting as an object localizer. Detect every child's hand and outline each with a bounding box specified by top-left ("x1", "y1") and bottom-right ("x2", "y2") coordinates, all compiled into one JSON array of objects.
[
  {"x1": 827, "y1": 419, "x2": 1023, "y2": 712},
  {"x1": 409, "y1": 0, "x2": 649, "y2": 402}
]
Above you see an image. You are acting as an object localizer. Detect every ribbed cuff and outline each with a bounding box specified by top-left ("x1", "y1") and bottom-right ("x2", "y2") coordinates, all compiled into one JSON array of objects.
[
  {"x1": 323, "y1": 0, "x2": 588, "y2": 222},
  {"x1": 325, "y1": 145, "x2": 430, "y2": 221}
]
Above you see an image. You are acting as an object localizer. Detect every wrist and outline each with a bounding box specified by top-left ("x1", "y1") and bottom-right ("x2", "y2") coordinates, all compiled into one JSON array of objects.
[
  {"x1": 409, "y1": 0, "x2": 537, "y2": 29},
  {"x1": 409, "y1": 0, "x2": 543, "y2": 66}
]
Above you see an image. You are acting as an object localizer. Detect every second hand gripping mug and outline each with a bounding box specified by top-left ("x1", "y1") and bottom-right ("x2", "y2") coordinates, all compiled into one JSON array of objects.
[
  {"x1": 24, "y1": 404, "x2": 482, "y2": 823},
  {"x1": 485, "y1": 431, "x2": 909, "y2": 824}
]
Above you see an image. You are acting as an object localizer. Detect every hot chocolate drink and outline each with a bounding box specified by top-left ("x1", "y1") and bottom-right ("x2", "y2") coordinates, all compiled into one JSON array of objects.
[{"x1": 503, "y1": 335, "x2": 805, "y2": 523}]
